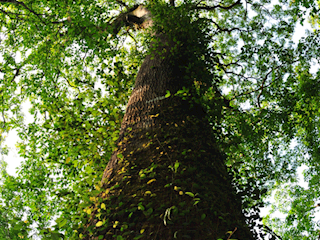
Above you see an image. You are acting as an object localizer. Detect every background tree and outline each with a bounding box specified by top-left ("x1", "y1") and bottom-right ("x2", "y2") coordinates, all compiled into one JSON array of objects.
[{"x1": 0, "y1": 0, "x2": 319, "y2": 239}]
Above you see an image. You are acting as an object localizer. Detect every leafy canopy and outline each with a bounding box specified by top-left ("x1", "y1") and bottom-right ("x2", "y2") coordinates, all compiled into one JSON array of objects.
[{"x1": 0, "y1": 0, "x2": 320, "y2": 239}]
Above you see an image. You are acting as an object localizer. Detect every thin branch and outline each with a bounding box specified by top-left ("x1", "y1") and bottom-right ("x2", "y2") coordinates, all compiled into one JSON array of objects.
[
  {"x1": 65, "y1": 78, "x2": 80, "y2": 93},
  {"x1": 0, "y1": 67, "x2": 20, "y2": 129},
  {"x1": 193, "y1": 0, "x2": 241, "y2": 11},
  {"x1": 11, "y1": 67, "x2": 20, "y2": 83},
  {"x1": 210, "y1": 19, "x2": 246, "y2": 33},
  {"x1": 125, "y1": 29, "x2": 138, "y2": 45},
  {"x1": 229, "y1": 59, "x2": 299, "y2": 103},
  {"x1": 263, "y1": 225, "x2": 283, "y2": 240},
  {"x1": 0, "y1": 0, "x2": 45, "y2": 23},
  {"x1": 256, "y1": 59, "x2": 299, "y2": 107},
  {"x1": 0, "y1": 2, "x2": 73, "y2": 25},
  {"x1": 115, "y1": 0, "x2": 128, "y2": 9},
  {"x1": 251, "y1": 2, "x2": 276, "y2": 20},
  {"x1": 256, "y1": 66, "x2": 279, "y2": 107},
  {"x1": 244, "y1": 0, "x2": 248, "y2": 20},
  {"x1": 1, "y1": 109, "x2": 6, "y2": 128},
  {"x1": 230, "y1": 77, "x2": 270, "y2": 100},
  {"x1": 50, "y1": 19, "x2": 68, "y2": 24},
  {"x1": 0, "y1": 67, "x2": 22, "y2": 95},
  {"x1": 225, "y1": 70, "x2": 259, "y2": 83},
  {"x1": 227, "y1": 227, "x2": 237, "y2": 240},
  {"x1": 0, "y1": 8, "x2": 27, "y2": 21},
  {"x1": 218, "y1": 59, "x2": 242, "y2": 69}
]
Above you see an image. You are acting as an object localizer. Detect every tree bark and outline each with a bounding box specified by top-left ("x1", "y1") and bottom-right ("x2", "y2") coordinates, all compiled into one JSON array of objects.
[{"x1": 83, "y1": 5, "x2": 254, "y2": 240}]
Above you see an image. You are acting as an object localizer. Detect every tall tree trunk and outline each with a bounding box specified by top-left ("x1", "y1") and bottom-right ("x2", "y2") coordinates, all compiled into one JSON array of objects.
[{"x1": 84, "y1": 5, "x2": 254, "y2": 240}]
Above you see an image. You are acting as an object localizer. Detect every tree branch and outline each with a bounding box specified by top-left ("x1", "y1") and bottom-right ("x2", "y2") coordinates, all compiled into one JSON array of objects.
[
  {"x1": 228, "y1": 59, "x2": 299, "y2": 106},
  {"x1": 111, "y1": 4, "x2": 151, "y2": 35},
  {"x1": 256, "y1": 66, "x2": 279, "y2": 108},
  {"x1": 0, "y1": 0, "x2": 45, "y2": 23},
  {"x1": 0, "y1": 8, "x2": 27, "y2": 21},
  {"x1": 225, "y1": 70, "x2": 259, "y2": 83},
  {"x1": 115, "y1": 0, "x2": 128, "y2": 8},
  {"x1": 11, "y1": 67, "x2": 20, "y2": 83},
  {"x1": 263, "y1": 225, "x2": 283, "y2": 240},
  {"x1": 209, "y1": 19, "x2": 247, "y2": 34},
  {"x1": 1, "y1": 109, "x2": 6, "y2": 128},
  {"x1": 193, "y1": 0, "x2": 241, "y2": 11}
]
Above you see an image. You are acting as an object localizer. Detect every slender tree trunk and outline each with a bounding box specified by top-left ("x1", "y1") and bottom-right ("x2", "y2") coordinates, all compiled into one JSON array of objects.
[{"x1": 84, "y1": 6, "x2": 254, "y2": 240}]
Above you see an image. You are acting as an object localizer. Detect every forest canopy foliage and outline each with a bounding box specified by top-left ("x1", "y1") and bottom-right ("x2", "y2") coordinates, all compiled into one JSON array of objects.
[{"x1": 0, "y1": 0, "x2": 320, "y2": 239}]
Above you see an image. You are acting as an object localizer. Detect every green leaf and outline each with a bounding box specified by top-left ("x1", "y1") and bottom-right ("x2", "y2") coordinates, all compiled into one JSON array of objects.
[
  {"x1": 96, "y1": 221, "x2": 103, "y2": 227},
  {"x1": 133, "y1": 235, "x2": 144, "y2": 240},
  {"x1": 185, "y1": 192, "x2": 194, "y2": 198},
  {"x1": 58, "y1": 218, "x2": 68, "y2": 228},
  {"x1": 174, "y1": 161, "x2": 179, "y2": 172}
]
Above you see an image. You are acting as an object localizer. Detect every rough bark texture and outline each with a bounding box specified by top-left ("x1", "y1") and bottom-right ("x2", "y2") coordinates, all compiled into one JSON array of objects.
[{"x1": 83, "y1": 6, "x2": 254, "y2": 240}]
